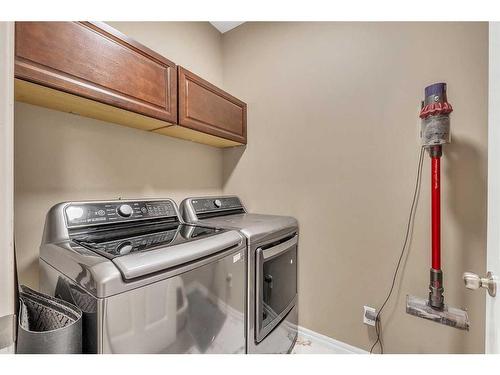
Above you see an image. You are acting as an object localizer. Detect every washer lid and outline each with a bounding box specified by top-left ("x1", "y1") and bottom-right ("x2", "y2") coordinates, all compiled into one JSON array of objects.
[
  {"x1": 72, "y1": 222, "x2": 243, "y2": 280},
  {"x1": 111, "y1": 230, "x2": 242, "y2": 280}
]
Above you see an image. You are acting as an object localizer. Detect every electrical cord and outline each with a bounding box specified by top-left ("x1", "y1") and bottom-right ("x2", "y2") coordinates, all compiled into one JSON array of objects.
[{"x1": 369, "y1": 146, "x2": 425, "y2": 354}]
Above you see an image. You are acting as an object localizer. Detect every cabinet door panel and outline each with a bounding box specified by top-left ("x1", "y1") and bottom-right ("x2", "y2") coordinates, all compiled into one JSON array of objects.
[
  {"x1": 178, "y1": 67, "x2": 246, "y2": 144},
  {"x1": 15, "y1": 22, "x2": 177, "y2": 123}
]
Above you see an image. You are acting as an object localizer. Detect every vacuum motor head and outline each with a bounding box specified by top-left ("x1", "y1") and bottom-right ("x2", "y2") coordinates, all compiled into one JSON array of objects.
[{"x1": 420, "y1": 82, "x2": 453, "y2": 147}]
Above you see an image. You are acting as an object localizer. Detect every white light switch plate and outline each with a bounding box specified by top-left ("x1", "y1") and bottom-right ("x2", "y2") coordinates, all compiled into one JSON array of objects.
[{"x1": 363, "y1": 305, "x2": 377, "y2": 326}]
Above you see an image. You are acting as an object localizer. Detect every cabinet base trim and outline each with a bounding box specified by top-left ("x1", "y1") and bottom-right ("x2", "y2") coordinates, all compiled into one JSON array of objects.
[
  {"x1": 153, "y1": 125, "x2": 244, "y2": 148},
  {"x1": 15, "y1": 79, "x2": 244, "y2": 148},
  {"x1": 14, "y1": 79, "x2": 172, "y2": 131}
]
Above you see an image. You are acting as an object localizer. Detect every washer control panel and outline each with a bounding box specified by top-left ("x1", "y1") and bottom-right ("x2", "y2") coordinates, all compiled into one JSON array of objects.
[
  {"x1": 191, "y1": 196, "x2": 244, "y2": 214},
  {"x1": 65, "y1": 200, "x2": 177, "y2": 228}
]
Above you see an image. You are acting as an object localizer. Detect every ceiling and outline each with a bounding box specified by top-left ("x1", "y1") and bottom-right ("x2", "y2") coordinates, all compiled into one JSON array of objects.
[{"x1": 209, "y1": 22, "x2": 245, "y2": 34}]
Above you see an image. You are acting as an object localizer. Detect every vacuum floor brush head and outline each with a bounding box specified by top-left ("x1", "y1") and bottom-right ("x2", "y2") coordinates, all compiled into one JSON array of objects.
[{"x1": 406, "y1": 295, "x2": 469, "y2": 331}]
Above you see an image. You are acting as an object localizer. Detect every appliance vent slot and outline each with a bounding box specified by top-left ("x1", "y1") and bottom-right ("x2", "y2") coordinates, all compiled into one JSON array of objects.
[
  {"x1": 68, "y1": 217, "x2": 180, "y2": 237},
  {"x1": 259, "y1": 233, "x2": 297, "y2": 251},
  {"x1": 197, "y1": 208, "x2": 245, "y2": 219}
]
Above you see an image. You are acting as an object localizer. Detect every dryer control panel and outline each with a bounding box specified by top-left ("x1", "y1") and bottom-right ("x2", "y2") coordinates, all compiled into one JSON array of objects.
[
  {"x1": 191, "y1": 196, "x2": 244, "y2": 214},
  {"x1": 64, "y1": 200, "x2": 177, "y2": 228}
]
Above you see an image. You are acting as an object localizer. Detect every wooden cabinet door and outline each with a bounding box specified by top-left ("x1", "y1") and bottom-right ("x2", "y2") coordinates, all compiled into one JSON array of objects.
[
  {"x1": 178, "y1": 66, "x2": 247, "y2": 144},
  {"x1": 15, "y1": 22, "x2": 177, "y2": 124}
]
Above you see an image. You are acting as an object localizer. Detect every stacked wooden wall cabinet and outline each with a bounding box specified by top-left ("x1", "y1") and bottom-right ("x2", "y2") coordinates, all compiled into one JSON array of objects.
[{"x1": 14, "y1": 21, "x2": 247, "y2": 148}]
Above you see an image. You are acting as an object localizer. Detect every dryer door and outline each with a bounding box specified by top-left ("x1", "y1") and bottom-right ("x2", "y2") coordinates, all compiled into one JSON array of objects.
[{"x1": 255, "y1": 235, "x2": 298, "y2": 343}]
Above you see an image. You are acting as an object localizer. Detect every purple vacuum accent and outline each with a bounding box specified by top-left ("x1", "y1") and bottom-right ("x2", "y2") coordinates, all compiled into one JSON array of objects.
[{"x1": 425, "y1": 82, "x2": 447, "y2": 98}]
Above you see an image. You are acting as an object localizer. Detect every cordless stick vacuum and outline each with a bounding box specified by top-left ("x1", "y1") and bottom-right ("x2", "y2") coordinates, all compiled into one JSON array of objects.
[{"x1": 406, "y1": 83, "x2": 469, "y2": 330}]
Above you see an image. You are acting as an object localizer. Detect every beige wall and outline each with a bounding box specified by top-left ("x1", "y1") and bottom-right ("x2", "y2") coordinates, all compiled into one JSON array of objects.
[
  {"x1": 14, "y1": 22, "x2": 224, "y2": 288},
  {"x1": 221, "y1": 22, "x2": 488, "y2": 353}
]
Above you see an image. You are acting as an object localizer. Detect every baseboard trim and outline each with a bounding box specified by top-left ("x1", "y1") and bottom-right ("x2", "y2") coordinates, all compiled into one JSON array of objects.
[
  {"x1": 0, "y1": 343, "x2": 15, "y2": 354},
  {"x1": 297, "y1": 326, "x2": 367, "y2": 354}
]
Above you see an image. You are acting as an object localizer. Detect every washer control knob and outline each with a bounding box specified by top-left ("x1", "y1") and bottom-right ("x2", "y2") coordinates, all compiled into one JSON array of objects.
[
  {"x1": 214, "y1": 199, "x2": 222, "y2": 208},
  {"x1": 117, "y1": 204, "x2": 133, "y2": 217}
]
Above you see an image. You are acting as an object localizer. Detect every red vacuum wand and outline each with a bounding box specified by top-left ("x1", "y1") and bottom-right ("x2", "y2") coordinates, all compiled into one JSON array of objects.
[
  {"x1": 405, "y1": 83, "x2": 468, "y2": 330},
  {"x1": 428, "y1": 145, "x2": 444, "y2": 309},
  {"x1": 419, "y1": 83, "x2": 452, "y2": 310},
  {"x1": 431, "y1": 153, "x2": 441, "y2": 271}
]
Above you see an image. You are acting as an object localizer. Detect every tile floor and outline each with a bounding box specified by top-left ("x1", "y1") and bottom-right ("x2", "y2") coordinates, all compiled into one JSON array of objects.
[
  {"x1": 292, "y1": 329, "x2": 367, "y2": 354},
  {"x1": 292, "y1": 333, "x2": 338, "y2": 354}
]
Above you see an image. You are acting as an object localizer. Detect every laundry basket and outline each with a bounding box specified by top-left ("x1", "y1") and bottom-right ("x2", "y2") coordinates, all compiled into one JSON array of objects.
[{"x1": 16, "y1": 285, "x2": 83, "y2": 354}]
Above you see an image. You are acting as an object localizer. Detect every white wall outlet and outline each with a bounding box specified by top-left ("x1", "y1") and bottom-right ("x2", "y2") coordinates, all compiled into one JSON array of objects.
[{"x1": 363, "y1": 305, "x2": 377, "y2": 326}]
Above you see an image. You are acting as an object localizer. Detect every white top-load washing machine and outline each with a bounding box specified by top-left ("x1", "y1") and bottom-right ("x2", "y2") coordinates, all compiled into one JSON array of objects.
[
  {"x1": 39, "y1": 198, "x2": 246, "y2": 354},
  {"x1": 180, "y1": 196, "x2": 298, "y2": 354}
]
